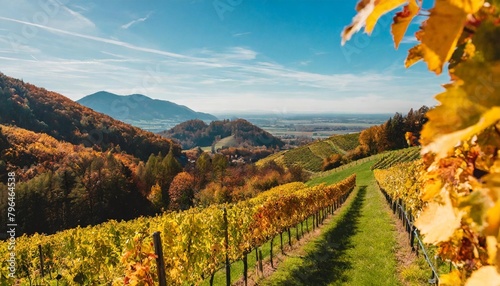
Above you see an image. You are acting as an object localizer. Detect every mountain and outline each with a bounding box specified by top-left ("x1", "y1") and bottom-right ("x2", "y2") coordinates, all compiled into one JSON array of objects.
[
  {"x1": 0, "y1": 73, "x2": 180, "y2": 161},
  {"x1": 159, "y1": 119, "x2": 285, "y2": 150},
  {"x1": 77, "y1": 91, "x2": 217, "y2": 123}
]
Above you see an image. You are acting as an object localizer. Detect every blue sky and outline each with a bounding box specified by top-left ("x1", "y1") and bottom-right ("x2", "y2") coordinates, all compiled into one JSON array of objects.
[{"x1": 0, "y1": 0, "x2": 446, "y2": 115}]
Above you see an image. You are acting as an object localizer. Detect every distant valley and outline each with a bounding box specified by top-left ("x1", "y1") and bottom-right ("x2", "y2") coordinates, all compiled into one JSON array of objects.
[{"x1": 77, "y1": 91, "x2": 217, "y2": 132}]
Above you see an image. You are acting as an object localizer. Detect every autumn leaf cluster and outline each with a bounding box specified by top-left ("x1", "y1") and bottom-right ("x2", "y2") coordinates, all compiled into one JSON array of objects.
[{"x1": 343, "y1": 0, "x2": 500, "y2": 283}]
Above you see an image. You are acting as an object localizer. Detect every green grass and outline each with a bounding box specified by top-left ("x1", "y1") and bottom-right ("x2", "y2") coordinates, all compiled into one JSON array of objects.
[
  {"x1": 307, "y1": 156, "x2": 378, "y2": 186},
  {"x1": 400, "y1": 256, "x2": 433, "y2": 286},
  {"x1": 262, "y1": 160, "x2": 401, "y2": 286},
  {"x1": 399, "y1": 238, "x2": 455, "y2": 285}
]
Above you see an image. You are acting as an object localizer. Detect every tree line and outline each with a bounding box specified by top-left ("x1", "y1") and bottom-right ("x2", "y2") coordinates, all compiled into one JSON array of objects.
[{"x1": 322, "y1": 106, "x2": 429, "y2": 171}]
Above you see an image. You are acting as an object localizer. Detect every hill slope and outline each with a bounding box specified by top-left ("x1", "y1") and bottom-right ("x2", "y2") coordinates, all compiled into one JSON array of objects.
[
  {"x1": 0, "y1": 124, "x2": 152, "y2": 234},
  {"x1": 0, "y1": 73, "x2": 180, "y2": 161},
  {"x1": 257, "y1": 133, "x2": 360, "y2": 172},
  {"x1": 159, "y1": 119, "x2": 285, "y2": 150},
  {"x1": 78, "y1": 91, "x2": 217, "y2": 122}
]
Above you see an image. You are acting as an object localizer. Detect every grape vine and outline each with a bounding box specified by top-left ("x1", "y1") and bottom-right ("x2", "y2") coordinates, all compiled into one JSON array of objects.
[
  {"x1": 343, "y1": 0, "x2": 500, "y2": 284},
  {"x1": 0, "y1": 176, "x2": 355, "y2": 285}
]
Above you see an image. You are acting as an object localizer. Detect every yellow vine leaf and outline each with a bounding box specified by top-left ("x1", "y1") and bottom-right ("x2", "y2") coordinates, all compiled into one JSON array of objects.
[
  {"x1": 421, "y1": 0, "x2": 468, "y2": 74},
  {"x1": 366, "y1": 0, "x2": 408, "y2": 33},
  {"x1": 486, "y1": 236, "x2": 498, "y2": 265},
  {"x1": 485, "y1": 198, "x2": 500, "y2": 236},
  {"x1": 440, "y1": 270, "x2": 462, "y2": 286},
  {"x1": 421, "y1": 174, "x2": 442, "y2": 201},
  {"x1": 392, "y1": 0, "x2": 420, "y2": 49},
  {"x1": 448, "y1": 0, "x2": 485, "y2": 13},
  {"x1": 458, "y1": 189, "x2": 492, "y2": 227},
  {"x1": 423, "y1": 106, "x2": 500, "y2": 158},
  {"x1": 405, "y1": 44, "x2": 424, "y2": 67},
  {"x1": 414, "y1": 192, "x2": 463, "y2": 243},
  {"x1": 341, "y1": 0, "x2": 407, "y2": 45},
  {"x1": 465, "y1": 266, "x2": 500, "y2": 286},
  {"x1": 421, "y1": 61, "x2": 500, "y2": 158},
  {"x1": 341, "y1": 0, "x2": 375, "y2": 45}
]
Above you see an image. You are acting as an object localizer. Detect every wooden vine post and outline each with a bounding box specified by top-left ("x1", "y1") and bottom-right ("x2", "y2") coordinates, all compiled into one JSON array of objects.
[
  {"x1": 153, "y1": 232, "x2": 167, "y2": 286},
  {"x1": 38, "y1": 245, "x2": 45, "y2": 278},
  {"x1": 223, "y1": 207, "x2": 231, "y2": 286}
]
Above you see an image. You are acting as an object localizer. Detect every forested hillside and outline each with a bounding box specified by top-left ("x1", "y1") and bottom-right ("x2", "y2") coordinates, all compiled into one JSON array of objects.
[
  {"x1": 0, "y1": 124, "x2": 151, "y2": 235},
  {"x1": 159, "y1": 119, "x2": 284, "y2": 150},
  {"x1": 0, "y1": 73, "x2": 180, "y2": 161},
  {"x1": 0, "y1": 74, "x2": 188, "y2": 235}
]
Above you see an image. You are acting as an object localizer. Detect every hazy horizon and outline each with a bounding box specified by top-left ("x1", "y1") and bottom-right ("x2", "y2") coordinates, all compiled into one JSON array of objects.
[{"x1": 74, "y1": 89, "x2": 424, "y2": 117}]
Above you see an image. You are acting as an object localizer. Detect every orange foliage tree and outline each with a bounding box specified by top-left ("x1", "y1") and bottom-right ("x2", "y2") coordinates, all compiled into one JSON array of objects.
[{"x1": 168, "y1": 172, "x2": 195, "y2": 211}]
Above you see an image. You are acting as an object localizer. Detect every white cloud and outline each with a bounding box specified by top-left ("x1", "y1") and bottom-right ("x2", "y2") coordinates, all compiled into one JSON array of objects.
[
  {"x1": 71, "y1": 5, "x2": 90, "y2": 13},
  {"x1": 233, "y1": 32, "x2": 251, "y2": 37},
  {"x1": 0, "y1": 9, "x2": 443, "y2": 116},
  {"x1": 121, "y1": 12, "x2": 152, "y2": 29},
  {"x1": 189, "y1": 47, "x2": 257, "y2": 61},
  {"x1": 61, "y1": 6, "x2": 96, "y2": 30},
  {"x1": 223, "y1": 47, "x2": 257, "y2": 60},
  {"x1": 0, "y1": 16, "x2": 188, "y2": 59},
  {"x1": 0, "y1": 49, "x2": 442, "y2": 114},
  {"x1": 0, "y1": 1, "x2": 96, "y2": 33},
  {"x1": 0, "y1": 16, "x2": 400, "y2": 96}
]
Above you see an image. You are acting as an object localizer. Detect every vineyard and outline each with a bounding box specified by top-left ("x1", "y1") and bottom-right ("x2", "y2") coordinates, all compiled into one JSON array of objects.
[
  {"x1": 257, "y1": 133, "x2": 360, "y2": 172},
  {"x1": 262, "y1": 157, "x2": 405, "y2": 285},
  {"x1": 0, "y1": 176, "x2": 355, "y2": 285},
  {"x1": 374, "y1": 161, "x2": 424, "y2": 217},
  {"x1": 371, "y1": 147, "x2": 421, "y2": 170},
  {"x1": 282, "y1": 147, "x2": 324, "y2": 172},
  {"x1": 2, "y1": 0, "x2": 500, "y2": 284},
  {"x1": 374, "y1": 157, "x2": 500, "y2": 285},
  {"x1": 308, "y1": 141, "x2": 341, "y2": 159},
  {"x1": 327, "y1": 133, "x2": 360, "y2": 153},
  {"x1": 374, "y1": 161, "x2": 445, "y2": 283}
]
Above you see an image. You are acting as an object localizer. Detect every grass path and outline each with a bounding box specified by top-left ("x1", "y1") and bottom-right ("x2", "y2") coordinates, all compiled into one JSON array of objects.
[{"x1": 261, "y1": 160, "x2": 401, "y2": 285}]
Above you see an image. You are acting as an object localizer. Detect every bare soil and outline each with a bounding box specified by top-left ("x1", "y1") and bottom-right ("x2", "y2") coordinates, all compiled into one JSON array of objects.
[{"x1": 387, "y1": 207, "x2": 419, "y2": 286}]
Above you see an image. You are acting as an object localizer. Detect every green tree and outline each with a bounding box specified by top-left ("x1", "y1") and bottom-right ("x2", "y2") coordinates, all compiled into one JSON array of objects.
[
  {"x1": 159, "y1": 148, "x2": 182, "y2": 207},
  {"x1": 194, "y1": 152, "x2": 212, "y2": 191},
  {"x1": 212, "y1": 154, "x2": 228, "y2": 187}
]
